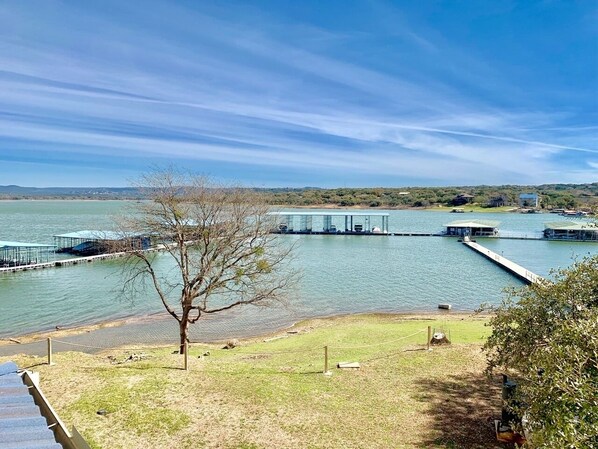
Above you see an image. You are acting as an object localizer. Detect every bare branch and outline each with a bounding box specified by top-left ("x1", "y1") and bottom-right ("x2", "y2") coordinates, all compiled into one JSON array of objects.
[{"x1": 115, "y1": 168, "x2": 298, "y2": 354}]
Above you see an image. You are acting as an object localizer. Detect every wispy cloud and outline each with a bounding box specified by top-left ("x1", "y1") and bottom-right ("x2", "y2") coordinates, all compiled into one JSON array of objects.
[{"x1": 0, "y1": 0, "x2": 595, "y2": 186}]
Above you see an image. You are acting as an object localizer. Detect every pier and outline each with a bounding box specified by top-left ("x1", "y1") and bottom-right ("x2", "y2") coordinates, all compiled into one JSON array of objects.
[
  {"x1": 461, "y1": 237, "x2": 544, "y2": 284},
  {"x1": 0, "y1": 251, "x2": 130, "y2": 274}
]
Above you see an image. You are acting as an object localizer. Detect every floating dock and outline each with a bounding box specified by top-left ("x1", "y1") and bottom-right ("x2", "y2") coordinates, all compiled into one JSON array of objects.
[
  {"x1": 0, "y1": 251, "x2": 130, "y2": 274},
  {"x1": 461, "y1": 237, "x2": 544, "y2": 284}
]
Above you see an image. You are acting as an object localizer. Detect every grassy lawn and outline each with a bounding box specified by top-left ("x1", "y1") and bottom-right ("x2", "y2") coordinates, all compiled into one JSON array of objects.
[{"x1": 2, "y1": 314, "x2": 505, "y2": 449}]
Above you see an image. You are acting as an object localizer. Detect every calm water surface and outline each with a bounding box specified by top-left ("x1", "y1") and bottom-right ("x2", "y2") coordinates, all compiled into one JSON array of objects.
[{"x1": 1, "y1": 201, "x2": 596, "y2": 338}]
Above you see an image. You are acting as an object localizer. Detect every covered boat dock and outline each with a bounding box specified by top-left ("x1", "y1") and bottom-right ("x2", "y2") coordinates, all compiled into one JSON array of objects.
[
  {"x1": 0, "y1": 241, "x2": 55, "y2": 267},
  {"x1": 444, "y1": 220, "x2": 500, "y2": 237},
  {"x1": 543, "y1": 221, "x2": 598, "y2": 241},
  {"x1": 268, "y1": 211, "x2": 390, "y2": 234},
  {"x1": 54, "y1": 230, "x2": 150, "y2": 256}
]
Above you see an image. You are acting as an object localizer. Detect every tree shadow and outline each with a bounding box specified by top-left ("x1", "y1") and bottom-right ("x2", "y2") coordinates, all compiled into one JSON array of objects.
[{"x1": 414, "y1": 372, "x2": 508, "y2": 448}]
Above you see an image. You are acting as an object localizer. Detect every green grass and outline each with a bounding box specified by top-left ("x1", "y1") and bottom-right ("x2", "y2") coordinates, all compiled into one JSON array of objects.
[{"x1": 2, "y1": 314, "x2": 503, "y2": 449}]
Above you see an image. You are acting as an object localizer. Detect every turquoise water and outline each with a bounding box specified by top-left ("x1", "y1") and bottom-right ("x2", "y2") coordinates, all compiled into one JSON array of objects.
[{"x1": 1, "y1": 201, "x2": 596, "y2": 338}]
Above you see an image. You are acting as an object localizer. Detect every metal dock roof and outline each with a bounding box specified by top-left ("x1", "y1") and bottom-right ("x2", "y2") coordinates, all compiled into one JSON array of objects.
[
  {"x1": 0, "y1": 241, "x2": 55, "y2": 248},
  {"x1": 53, "y1": 230, "x2": 123, "y2": 240},
  {"x1": 443, "y1": 219, "x2": 500, "y2": 228},
  {"x1": 544, "y1": 221, "x2": 597, "y2": 231},
  {"x1": 0, "y1": 361, "x2": 63, "y2": 449},
  {"x1": 268, "y1": 211, "x2": 390, "y2": 217},
  {"x1": 53, "y1": 230, "x2": 145, "y2": 240}
]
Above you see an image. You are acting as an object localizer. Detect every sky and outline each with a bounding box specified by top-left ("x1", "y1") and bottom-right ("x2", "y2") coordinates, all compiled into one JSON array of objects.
[{"x1": 0, "y1": 0, "x2": 596, "y2": 187}]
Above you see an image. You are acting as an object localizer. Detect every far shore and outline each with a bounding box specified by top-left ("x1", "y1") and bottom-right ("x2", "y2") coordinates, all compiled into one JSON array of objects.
[
  {"x1": 274, "y1": 203, "x2": 520, "y2": 213},
  {"x1": 2, "y1": 197, "x2": 577, "y2": 216}
]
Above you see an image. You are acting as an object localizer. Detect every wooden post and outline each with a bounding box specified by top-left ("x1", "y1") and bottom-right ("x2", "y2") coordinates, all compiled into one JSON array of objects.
[
  {"x1": 47, "y1": 337, "x2": 53, "y2": 365},
  {"x1": 184, "y1": 340, "x2": 189, "y2": 371},
  {"x1": 323, "y1": 345, "x2": 331, "y2": 376},
  {"x1": 427, "y1": 326, "x2": 432, "y2": 351}
]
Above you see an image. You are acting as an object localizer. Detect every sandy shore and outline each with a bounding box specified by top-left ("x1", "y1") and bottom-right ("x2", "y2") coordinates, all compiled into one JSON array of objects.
[
  {"x1": 0, "y1": 309, "x2": 487, "y2": 357},
  {"x1": 0, "y1": 312, "x2": 170, "y2": 345}
]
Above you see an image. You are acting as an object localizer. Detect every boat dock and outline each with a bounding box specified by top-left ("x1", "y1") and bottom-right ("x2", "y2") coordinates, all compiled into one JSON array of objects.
[
  {"x1": 268, "y1": 211, "x2": 390, "y2": 234},
  {"x1": 392, "y1": 232, "x2": 443, "y2": 237},
  {"x1": 0, "y1": 251, "x2": 129, "y2": 274},
  {"x1": 461, "y1": 237, "x2": 544, "y2": 284}
]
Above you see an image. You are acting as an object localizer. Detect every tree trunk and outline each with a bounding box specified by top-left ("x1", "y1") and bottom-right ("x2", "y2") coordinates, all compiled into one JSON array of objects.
[{"x1": 179, "y1": 308, "x2": 190, "y2": 355}]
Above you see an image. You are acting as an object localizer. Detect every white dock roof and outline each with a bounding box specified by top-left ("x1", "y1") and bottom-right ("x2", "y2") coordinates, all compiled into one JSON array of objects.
[
  {"x1": 0, "y1": 241, "x2": 55, "y2": 248},
  {"x1": 544, "y1": 221, "x2": 597, "y2": 231},
  {"x1": 444, "y1": 220, "x2": 500, "y2": 228},
  {"x1": 53, "y1": 230, "x2": 143, "y2": 240},
  {"x1": 268, "y1": 211, "x2": 389, "y2": 217}
]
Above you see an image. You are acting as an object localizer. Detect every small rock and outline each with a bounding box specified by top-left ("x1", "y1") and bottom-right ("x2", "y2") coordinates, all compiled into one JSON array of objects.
[
  {"x1": 203, "y1": 351, "x2": 210, "y2": 356},
  {"x1": 97, "y1": 409, "x2": 108, "y2": 416},
  {"x1": 172, "y1": 350, "x2": 179, "y2": 354}
]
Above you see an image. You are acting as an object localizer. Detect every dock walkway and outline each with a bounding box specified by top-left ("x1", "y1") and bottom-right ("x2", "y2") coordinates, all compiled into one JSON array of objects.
[
  {"x1": 462, "y1": 237, "x2": 544, "y2": 284},
  {"x1": 0, "y1": 251, "x2": 129, "y2": 274}
]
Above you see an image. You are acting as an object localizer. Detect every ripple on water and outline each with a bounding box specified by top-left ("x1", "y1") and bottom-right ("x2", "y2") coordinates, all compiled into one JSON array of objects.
[{"x1": 1, "y1": 202, "x2": 597, "y2": 337}]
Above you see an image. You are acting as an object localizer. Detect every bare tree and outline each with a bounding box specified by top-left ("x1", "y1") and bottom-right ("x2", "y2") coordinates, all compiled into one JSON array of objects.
[{"x1": 119, "y1": 170, "x2": 297, "y2": 354}]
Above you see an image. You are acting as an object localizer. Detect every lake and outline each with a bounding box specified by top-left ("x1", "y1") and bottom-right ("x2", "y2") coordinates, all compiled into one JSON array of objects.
[{"x1": 1, "y1": 201, "x2": 596, "y2": 338}]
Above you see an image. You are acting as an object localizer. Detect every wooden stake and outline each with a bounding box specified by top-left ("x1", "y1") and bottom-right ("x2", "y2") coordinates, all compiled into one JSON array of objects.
[
  {"x1": 47, "y1": 337, "x2": 53, "y2": 365},
  {"x1": 323, "y1": 345, "x2": 331, "y2": 376},
  {"x1": 427, "y1": 326, "x2": 432, "y2": 351},
  {"x1": 184, "y1": 340, "x2": 189, "y2": 371}
]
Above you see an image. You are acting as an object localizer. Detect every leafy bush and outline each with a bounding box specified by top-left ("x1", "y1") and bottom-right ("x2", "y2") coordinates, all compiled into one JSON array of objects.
[{"x1": 483, "y1": 257, "x2": 598, "y2": 448}]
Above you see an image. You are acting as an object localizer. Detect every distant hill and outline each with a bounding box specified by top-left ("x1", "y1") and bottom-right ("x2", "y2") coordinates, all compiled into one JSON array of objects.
[
  {"x1": 0, "y1": 185, "x2": 140, "y2": 199},
  {"x1": 261, "y1": 183, "x2": 598, "y2": 210},
  {"x1": 1, "y1": 183, "x2": 597, "y2": 210}
]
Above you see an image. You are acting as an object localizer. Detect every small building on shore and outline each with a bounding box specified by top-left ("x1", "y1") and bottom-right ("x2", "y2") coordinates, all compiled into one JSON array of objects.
[
  {"x1": 543, "y1": 222, "x2": 598, "y2": 241},
  {"x1": 488, "y1": 194, "x2": 509, "y2": 208},
  {"x1": 519, "y1": 193, "x2": 540, "y2": 208},
  {"x1": 0, "y1": 241, "x2": 55, "y2": 267},
  {"x1": 451, "y1": 193, "x2": 474, "y2": 206},
  {"x1": 444, "y1": 220, "x2": 500, "y2": 237}
]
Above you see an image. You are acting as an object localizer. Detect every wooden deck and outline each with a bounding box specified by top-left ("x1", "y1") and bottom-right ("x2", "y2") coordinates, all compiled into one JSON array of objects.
[{"x1": 462, "y1": 237, "x2": 544, "y2": 284}]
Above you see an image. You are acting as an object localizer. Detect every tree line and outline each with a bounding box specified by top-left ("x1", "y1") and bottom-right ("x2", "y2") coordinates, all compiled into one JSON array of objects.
[
  {"x1": 261, "y1": 183, "x2": 598, "y2": 210},
  {"x1": 2, "y1": 182, "x2": 597, "y2": 211}
]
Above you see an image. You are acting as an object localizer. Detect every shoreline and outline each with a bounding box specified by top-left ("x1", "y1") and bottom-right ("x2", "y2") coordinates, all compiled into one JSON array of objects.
[
  {"x1": 0, "y1": 309, "x2": 488, "y2": 351},
  {"x1": 1, "y1": 198, "x2": 524, "y2": 213},
  {"x1": 0, "y1": 311, "x2": 171, "y2": 345}
]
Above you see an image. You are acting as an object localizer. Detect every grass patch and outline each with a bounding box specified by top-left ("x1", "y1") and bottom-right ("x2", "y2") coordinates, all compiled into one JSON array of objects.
[
  {"x1": 69, "y1": 377, "x2": 190, "y2": 436},
  {"x1": 2, "y1": 313, "x2": 502, "y2": 449}
]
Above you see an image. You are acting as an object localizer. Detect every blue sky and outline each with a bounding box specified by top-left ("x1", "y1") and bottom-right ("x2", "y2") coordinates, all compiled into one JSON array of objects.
[{"x1": 0, "y1": 0, "x2": 596, "y2": 187}]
